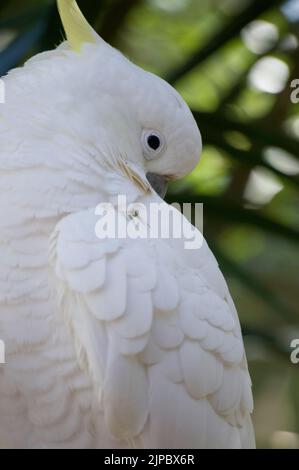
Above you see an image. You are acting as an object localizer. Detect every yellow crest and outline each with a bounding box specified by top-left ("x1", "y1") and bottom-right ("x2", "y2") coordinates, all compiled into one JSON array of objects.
[{"x1": 57, "y1": 0, "x2": 99, "y2": 52}]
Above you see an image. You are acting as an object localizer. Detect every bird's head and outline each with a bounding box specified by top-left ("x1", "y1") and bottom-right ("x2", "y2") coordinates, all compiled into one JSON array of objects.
[{"x1": 54, "y1": 0, "x2": 202, "y2": 199}]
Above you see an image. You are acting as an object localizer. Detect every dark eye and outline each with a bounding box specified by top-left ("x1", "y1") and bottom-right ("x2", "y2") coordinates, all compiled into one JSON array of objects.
[
  {"x1": 147, "y1": 134, "x2": 161, "y2": 151},
  {"x1": 142, "y1": 130, "x2": 166, "y2": 160}
]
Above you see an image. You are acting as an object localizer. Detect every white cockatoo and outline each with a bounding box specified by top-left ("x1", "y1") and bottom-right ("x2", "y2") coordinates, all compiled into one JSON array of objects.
[{"x1": 0, "y1": 0, "x2": 255, "y2": 449}]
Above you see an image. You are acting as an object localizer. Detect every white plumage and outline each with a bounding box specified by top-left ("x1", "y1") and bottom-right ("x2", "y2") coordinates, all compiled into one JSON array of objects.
[{"x1": 0, "y1": 0, "x2": 255, "y2": 448}]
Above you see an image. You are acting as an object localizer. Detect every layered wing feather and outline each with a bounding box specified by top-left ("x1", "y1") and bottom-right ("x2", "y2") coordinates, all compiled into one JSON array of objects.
[{"x1": 50, "y1": 204, "x2": 255, "y2": 449}]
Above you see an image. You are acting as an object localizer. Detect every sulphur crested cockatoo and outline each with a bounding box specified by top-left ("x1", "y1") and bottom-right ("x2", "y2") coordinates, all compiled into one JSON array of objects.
[{"x1": 0, "y1": 0, "x2": 255, "y2": 449}]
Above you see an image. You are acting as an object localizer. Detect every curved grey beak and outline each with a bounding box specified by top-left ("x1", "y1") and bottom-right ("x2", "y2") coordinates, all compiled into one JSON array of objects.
[{"x1": 146, "y1": 173, "x2": 168, "y2": 199}]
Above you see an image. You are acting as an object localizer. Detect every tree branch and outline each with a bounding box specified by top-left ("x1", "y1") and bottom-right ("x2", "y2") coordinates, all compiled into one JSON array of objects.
[
  {"x1": 167, "y1": 0, "x2": 284, "y2": 84},
  {"x1": 166, "y1": 193, "x2": 299, "y2": 246},
  {"x1": 210, "y1": 241, "x2": 297, "y2": 323},
  {"x1": 98, "y1": 0, "x2": 142, "y2": 46},
  {"x1": 193, "y1": 111, "x2": 299, "y2": 162}
]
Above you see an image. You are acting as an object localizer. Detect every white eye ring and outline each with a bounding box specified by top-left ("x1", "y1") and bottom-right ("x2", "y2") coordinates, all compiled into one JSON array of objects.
[{"x1": 142, "y1": 130, "x2": 166, "y2": 160}]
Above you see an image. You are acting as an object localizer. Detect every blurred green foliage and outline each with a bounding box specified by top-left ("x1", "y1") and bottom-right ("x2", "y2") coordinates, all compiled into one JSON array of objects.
[{"x1": 0, "y1": 0, "x2": 299, "y2": 449}]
